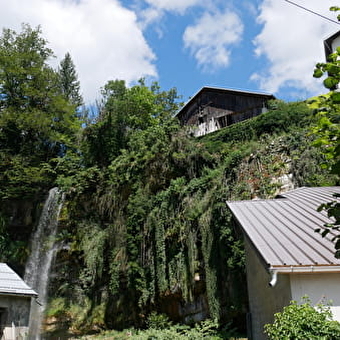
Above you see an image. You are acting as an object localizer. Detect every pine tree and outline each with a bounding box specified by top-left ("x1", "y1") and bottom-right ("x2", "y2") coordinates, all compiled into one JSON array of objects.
[{"x1": 58, "y1": 52, "x2": 83, "y2": 107}]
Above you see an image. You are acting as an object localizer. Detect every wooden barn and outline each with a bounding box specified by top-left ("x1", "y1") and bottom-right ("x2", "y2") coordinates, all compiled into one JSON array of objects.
[{"x1": 176, "y1": 87, "x2": 275, "y2": 137}]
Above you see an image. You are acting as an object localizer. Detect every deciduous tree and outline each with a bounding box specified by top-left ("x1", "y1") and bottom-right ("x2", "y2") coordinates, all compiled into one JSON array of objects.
[{"x1": 0, "y1": 24, "x2": 81, "y2": 198}]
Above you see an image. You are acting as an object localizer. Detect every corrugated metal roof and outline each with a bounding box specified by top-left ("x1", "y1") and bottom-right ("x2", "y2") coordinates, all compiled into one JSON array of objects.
[
  {"x1": 227, "y1": 187, "x2": 340, "y2": 271},
  {"x1": 0, "y1": 263, "x2": 37, "y2": 297}
]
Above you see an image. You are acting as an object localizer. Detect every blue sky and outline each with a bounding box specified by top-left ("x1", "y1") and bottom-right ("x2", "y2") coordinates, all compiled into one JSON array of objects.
[{"x1": 0, "y1": 0, "x2": 339, "y2": 104}]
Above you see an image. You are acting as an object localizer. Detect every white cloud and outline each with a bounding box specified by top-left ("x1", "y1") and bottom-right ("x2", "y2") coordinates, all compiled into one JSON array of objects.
[
  {"x1": 144, "y1": 0, "x2": 200, "y2": 14},
  {"x1": 183, "y1": 10, "x2": 244, "y2": 71},
  {"x1": 139, "y1": 7, "x2": 164, "y2": 31},
  {"x1": 252, "y1": 0, "x2": 338, "y2": 98},
  {"x1": 138, "y1": 0, "x2": 202, "y2": 30},
  {"x1": 0, "y1": 0, "x2": 157, "y2": 104}
]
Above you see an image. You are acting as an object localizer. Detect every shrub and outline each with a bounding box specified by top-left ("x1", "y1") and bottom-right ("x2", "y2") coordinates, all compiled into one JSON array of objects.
[
  {"x1": 201, "y1": 100, "x2": 312, "y2": 151},
  {"x1": 146, "y1": 312, "x2": 172, "y2": 330},
  {"x1": 265, "y1": 298, "x2": 340, "y2": 340}
]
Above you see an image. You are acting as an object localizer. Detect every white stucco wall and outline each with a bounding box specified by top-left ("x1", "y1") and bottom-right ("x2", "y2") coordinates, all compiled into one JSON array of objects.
[
  {"x1": 290, "y1": 273, "x2": 340, "y2": 322},
  {"x1": 244, "y1": 234, "x2": 340, "y2": 339},
  {"x1": 244, "y1": 239, "x2": 292, "y2": 340}
]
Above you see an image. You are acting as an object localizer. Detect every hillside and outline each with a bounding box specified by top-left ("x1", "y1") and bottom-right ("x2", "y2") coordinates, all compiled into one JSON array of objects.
[
  {"x1": 40, "y1": 101, "x2": 336, "y2": 337},
  {"x1": 0, "y1": 24, "x2": 338, "y2": 340}
]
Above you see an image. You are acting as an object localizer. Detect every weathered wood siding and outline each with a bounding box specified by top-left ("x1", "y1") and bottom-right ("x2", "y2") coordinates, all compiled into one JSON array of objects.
[{"x1": 178, "y1": 88, "x2": 274, "y2": 136}]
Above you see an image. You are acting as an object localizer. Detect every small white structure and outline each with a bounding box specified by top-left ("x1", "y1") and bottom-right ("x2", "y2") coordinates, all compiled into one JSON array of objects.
[
  {"x1": 0, "y1": 263, "x2": 37, "y2": 339},
  {"x1": 227, "y1": 187, "x2": 340, "y2": 340}
]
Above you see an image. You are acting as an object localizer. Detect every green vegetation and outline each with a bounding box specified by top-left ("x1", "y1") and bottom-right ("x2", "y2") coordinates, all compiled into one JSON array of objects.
[
  {"x1": 0, "y1": 24, "x2": 83, "y2": 267},
  {"x1": 46, "y1": 97, "x2": 334, "y2": 336},
  {"x1": 58, "y1": 52, "x2": 83, "y2": 108},
  {"x1": 0, "y1": 24, "x2": 81, "y2": 200},
  {"x1": 311, "y1": 6, "x2": 340, "y2": 258},
  {"x1": 73, "y1": 316, "x2": 241, "y2": 339},
  {"x1": 0, "y1": 23, "x2": 337, "y2": 338},
  {"x1": 265, "y1": 298, "x2": 340, "y2": 340}
]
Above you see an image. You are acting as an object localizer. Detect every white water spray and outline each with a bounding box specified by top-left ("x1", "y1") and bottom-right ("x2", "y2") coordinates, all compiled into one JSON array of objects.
[{"x1": 24, "y1": 187, "x2": 64, "y2": 340}]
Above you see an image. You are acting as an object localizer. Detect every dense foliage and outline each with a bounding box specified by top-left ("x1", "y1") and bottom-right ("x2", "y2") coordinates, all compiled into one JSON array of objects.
[
  {"x1": 73, "y1": 317, "x2": 236, "y2": 339},
  {"x1": 0, "y1": 24, "x2": 81, "y2": 200},
  {"x1": 265, "y1": 298, "x2": 340, "y2": 340},
  {"x1": 47, "y1": 97, "x2": 334, "y2": 336}
]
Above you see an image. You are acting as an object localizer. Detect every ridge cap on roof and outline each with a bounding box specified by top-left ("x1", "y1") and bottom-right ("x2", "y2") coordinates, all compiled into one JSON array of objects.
[
  {"x1": 199, "y1": 86, "x2": 274, "y2": 96},
  {"x1": 227, "y1": 186, "x2": 340, "y2": 205}
]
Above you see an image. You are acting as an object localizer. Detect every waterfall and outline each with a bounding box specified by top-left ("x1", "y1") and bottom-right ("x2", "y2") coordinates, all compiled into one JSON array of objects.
[{"x1": 24, "y1": 187, "x2": 64, "y2": 340}]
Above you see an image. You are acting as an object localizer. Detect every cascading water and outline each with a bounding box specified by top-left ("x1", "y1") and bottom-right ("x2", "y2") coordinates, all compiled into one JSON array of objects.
[{"x1": 24, "y1": 187, "x2": 64, "y2": 340}]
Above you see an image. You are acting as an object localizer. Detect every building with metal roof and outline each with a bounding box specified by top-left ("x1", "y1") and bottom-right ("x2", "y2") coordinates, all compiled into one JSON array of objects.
[
  {"x1": 0, "y1": 263, "x2": 37, "y2": 297},
  {"x1": 0, "y1": 263, "x2": 37, "y2": 339},
  {"x1": 227, "y1": 187, "x2": 340, "y2": 340},
  {"x1": 176, "y1": 86, "x2": 275, "y2": 137}
]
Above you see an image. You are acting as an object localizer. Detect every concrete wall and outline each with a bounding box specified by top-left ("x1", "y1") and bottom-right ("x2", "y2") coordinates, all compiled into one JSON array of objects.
[
  {"x1": 0, "y1": 295, "x2": 31, "y2": 339},
  {"x1": 290, "y1": 273, "x2": 340, "y2": 321},
  {"x1": 244, "y1": 239, "x2": 292, "y2": 340}
]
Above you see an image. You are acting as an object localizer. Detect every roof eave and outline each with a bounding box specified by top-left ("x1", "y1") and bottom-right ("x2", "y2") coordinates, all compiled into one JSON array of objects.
[
  {"x1": 270, "y1": 264, "x2": 340, "y2": 274},
  {"x1": 0, "y1": 292, "x2": 38, "y2": 298},
  {"x1": 175, "y1": 86, "x2": 275, "y2": 117}
]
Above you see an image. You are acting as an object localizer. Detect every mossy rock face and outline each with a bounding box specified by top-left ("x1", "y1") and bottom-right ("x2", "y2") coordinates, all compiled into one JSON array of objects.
[
  {"x1": 48, "y1": 101, "x2": 334, "y2": 334},
  {"x1": 0, "y1": 195, "x2": 47, "y2": 273}
]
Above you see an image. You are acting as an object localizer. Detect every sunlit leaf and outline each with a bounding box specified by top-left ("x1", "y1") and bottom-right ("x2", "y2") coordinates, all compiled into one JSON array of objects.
[
  {"x1": 330, "y1": 92, "x2": 340, "y2": 104},
  {"x1": 313, "y1": 69, "x2": 323, "y2": 78},
  {"x1": 323, "y1": 77, "x2": 338, "y2": 89}
]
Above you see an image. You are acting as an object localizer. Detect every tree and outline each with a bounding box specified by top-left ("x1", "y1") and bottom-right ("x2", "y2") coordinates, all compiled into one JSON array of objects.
[
  {"x1": 312, "y1": 7, "x2": 340, "y2": 257},
  {"x1": 0, "y1": 24, "x2": 57, "y2": 113},
  {"x1": 81, "y1": 79, "x2": 181, "y2": 167},
  {"x1": 58, "y1": 52, "x2": 83, "y2": 108},
  {"x1": 0, "y1": 24, "x2": 81, "y2": 198}
]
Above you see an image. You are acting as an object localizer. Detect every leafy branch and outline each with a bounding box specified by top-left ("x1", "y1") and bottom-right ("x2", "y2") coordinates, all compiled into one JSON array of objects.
[{"x1": 313, "y1": 7, "x2": 340, "y2": 257}]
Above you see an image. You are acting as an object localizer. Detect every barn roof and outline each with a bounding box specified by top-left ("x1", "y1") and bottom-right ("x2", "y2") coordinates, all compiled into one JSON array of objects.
[
  {"x1": 176, "y1": 86, "x2": 275, "y2": 118},
  {"x1": 0, "y1": 263, "x2": 37, "y2": 297},
  {"x1": 227, "y1": 187, "x2": 340, "y2": 273}
]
